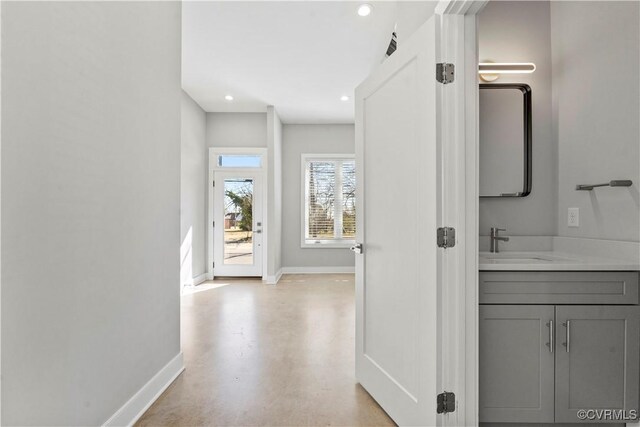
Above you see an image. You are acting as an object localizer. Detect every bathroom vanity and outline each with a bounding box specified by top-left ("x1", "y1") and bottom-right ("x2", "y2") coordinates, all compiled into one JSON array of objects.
[{"x1": 479, "y1": 245, "x2": 640, "y2": 424}]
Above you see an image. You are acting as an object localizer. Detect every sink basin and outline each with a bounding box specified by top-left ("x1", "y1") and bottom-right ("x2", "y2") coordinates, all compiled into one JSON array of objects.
[
  {"x1": 483, "y1": 257, "x2": 553, "y2": 263},
  {"x1": 479, "y1": 253, "x2": 571, "y2": 264}
]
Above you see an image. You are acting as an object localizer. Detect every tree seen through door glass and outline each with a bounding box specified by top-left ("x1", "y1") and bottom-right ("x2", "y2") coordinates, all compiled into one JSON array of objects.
[{"x1": 224, "y1": 179, "x2": 254, "y2": 265}]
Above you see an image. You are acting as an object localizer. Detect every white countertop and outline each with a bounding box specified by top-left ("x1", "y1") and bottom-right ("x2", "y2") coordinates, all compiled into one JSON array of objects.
[{"x1": 479, "y1": 251, "x2": 640, "y2": 271}]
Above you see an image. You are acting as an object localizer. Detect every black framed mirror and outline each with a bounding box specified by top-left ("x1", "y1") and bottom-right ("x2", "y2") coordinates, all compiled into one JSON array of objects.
[{"x1": 479, "y1": 83, "x2": 532, "y2": 197}]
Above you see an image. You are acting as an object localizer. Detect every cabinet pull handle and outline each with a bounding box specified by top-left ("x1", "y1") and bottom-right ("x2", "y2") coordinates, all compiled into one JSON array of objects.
[
  {"x1": 547, "y1": 320, "x2": 554, "y2": 353},
  {"x1": 563, "y1": 320, "x2": 571, "y2": 352}
]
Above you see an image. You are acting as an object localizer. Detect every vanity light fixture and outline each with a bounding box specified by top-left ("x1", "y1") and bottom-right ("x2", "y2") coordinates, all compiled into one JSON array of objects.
[
  {"x1": 479, "y1": 62, "x2": 536, "y2": 82},
  {"x1": 357, "y1": 4, "x2": 372, "y2": 17},
  {"x1": 224, "y1": 95, "x2": 234, "y2": 101}
]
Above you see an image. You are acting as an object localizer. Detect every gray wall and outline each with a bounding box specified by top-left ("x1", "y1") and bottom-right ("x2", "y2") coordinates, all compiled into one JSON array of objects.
[
  {"x1": 206, "y1": 112, "x2": 267, "y2": 148},
  {"x1": 1, "y1": 2, "x2": 181, "y2": 425},
  {"x1": 181, "y1": 91, "x2": 207, "y2": 284},
  {"x1": 282, "y1": 125, "x2": 355, "y2": 268},
  {"x1": 267, "y1": 107, "x2": 283, "y2": 277},
  {"x1": 552, "y1": 1, "x2": 640, "y2": 242},
  {"x1": 478, "y1": 1, "x2": 557, "y2": 236}
]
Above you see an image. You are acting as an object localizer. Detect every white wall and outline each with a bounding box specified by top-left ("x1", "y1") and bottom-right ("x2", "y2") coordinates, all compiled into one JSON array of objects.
[
  {"x1": 267, "y1": 107, "x2": 283, "y2": 279},
  {"x1": 478, "y1": 1, "x2": 557, "y2": 236},
  {"x1": 181, "y1": 91, "x2": 207, "y2": 285},
  {"x1": 1, "y1": 2, "x2": 181, "y2": 425},
  {"x1": 395, "y1": 2, "x2": 438, "y2": 45},
  {"x1": 552, "y1": 1, "x2": 640, "y2": 242},
  {"x1": 282, "y1": 125, "x2": 355, "y2": 269},
  {"x1": 206, "y1": 112, "x2": 267, "y2": 148}
]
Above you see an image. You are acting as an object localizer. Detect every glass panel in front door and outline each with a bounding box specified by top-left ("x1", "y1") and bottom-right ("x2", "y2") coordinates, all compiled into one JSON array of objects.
[{"x1": 223, "y1": 178, "x2": 254, "y2": 265}]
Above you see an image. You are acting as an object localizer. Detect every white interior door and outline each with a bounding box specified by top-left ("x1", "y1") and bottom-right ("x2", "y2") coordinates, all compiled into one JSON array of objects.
[
  {"x1": 354, "y1": 16, "x2": 443, "y2": 426},
  {"x1": 213, "y1": 171, "x2": 264, "y2": 277}
]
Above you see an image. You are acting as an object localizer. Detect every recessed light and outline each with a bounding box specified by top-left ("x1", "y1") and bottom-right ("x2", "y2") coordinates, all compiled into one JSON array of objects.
[
  {"x1": 357, "y1": 4, "x2": 372, "y2": 17},
  {"x1": 340, "y1": 95, "x2": 349, "y2": 102},
  {"x1": 224, "y1": 95, "x2": 234, "y2": 101}
]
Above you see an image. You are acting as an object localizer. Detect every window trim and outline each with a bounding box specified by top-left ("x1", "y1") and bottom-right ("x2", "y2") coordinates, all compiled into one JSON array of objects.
[{"x1": 300, "y1": 154, "x2": 356, "y2": 249}]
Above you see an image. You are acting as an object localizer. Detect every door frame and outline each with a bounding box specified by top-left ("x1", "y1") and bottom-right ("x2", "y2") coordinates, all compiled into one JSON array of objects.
[
  {"x1": 208, "y1": 147, "x2": 268, "y2": 280},
  {"x1": 434, "y1": 1, "x2": 486, "y2": 425}
]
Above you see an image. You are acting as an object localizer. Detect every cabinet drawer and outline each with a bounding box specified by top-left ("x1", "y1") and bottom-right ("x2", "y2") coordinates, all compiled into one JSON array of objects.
[{"x1": 479, "y1": 271, "x2": 639, "y2": 304}]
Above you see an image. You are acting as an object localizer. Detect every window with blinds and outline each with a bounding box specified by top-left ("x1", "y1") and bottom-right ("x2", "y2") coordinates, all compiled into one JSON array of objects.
[{"x1": 303, "y1": 156, "x2": 356, "y2": 246}]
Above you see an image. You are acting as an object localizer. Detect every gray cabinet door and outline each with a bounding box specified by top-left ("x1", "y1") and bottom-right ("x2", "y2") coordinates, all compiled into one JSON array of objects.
[
  {"x1": 555, "y1": 306, "x2": 640, "y2": 423},
  {"x1": 480, "y1": 305, "x2": 555, "y2": 423}
]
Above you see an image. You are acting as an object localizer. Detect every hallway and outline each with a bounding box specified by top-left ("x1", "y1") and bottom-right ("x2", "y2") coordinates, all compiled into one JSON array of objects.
[{"x1": 136, "y1": 274, "x2": 394, "y2": 426}]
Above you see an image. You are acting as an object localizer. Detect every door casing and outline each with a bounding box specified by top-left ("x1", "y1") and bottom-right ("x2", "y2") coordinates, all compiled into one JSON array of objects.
[
  {"x1": 208, "y1": 148, "x2": 268, "y2": 280},
  {"x1": 435, "y1": 1, "x2": 487, "y2": 425}
]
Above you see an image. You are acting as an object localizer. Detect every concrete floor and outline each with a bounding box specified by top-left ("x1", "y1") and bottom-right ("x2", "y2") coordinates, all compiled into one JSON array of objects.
[{"x1": 136, "y1": 274, "x2": 394, "y2": 426}]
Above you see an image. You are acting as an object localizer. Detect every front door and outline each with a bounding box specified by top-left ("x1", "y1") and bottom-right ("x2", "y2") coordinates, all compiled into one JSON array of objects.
[
  {"x1": 354, "y1": 15, "x2": 444, "y2": 426},
  {"x1": 213, "y1": 172, "x2": 263, "y2": 277}
]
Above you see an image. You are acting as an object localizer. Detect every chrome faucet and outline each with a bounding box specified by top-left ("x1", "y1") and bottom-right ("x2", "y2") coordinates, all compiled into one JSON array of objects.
[{"x1": 490, "y1": 227, "x2": 509, "y2": 253}]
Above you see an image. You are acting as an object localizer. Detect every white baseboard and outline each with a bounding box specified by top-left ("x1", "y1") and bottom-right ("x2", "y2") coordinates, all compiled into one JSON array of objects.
[
  {"x1": 103, "y1": 352, "x2": 185, "y2": 427},
  {"x1": 281, "y1": 266, "x2": 355, "y2": 274},
  {"x1": 182, "y1": 273, "x2": 209, "y2": 289},
  {"x1": 264, "y1": 268, "x2": 283, "y2": 285},
  {"x1": 192, "y1": 273, "x2": 208, "y2": 286}
]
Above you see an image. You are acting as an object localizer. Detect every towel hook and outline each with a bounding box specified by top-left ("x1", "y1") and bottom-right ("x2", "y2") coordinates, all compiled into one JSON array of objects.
[{"x1": 576, "y1": 180, "x2": 633, "y2": 191}]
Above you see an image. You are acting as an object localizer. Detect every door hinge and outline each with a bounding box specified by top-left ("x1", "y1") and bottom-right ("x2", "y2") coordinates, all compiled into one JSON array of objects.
[
  {"x1": 436, "y1": 63, "x2": 455, "y2": 84},
  {"x1": 437, "y1": 391, "x2": 456, "y2": 414},
  {"x1": 212, "y1": 221, "x2": 215, "y2": 228},
  {"x1": 437, "y1": 227, "x2": 456, "y2": 248},
  {"x1": 212, "y1": 180, "x2": 215, "y2": 187},
  {"x1": 212, "y1": 262, "x2": 215, "y2": 268}
]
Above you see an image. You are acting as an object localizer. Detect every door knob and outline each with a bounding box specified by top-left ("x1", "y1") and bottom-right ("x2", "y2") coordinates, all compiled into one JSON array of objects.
[{"x1": 351, "y1": 243, "x2": 363, "y2": 254}]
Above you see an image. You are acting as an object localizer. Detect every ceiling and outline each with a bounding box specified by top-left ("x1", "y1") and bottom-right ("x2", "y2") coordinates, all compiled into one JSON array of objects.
[{"x1": 182, "y1": 1, "x2": 437, "y2": 124}]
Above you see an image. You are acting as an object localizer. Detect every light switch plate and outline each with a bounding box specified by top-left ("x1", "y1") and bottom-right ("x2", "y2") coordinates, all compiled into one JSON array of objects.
[{"x1": 568, "y1": 207, "x2": 579, "y2": 227}]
